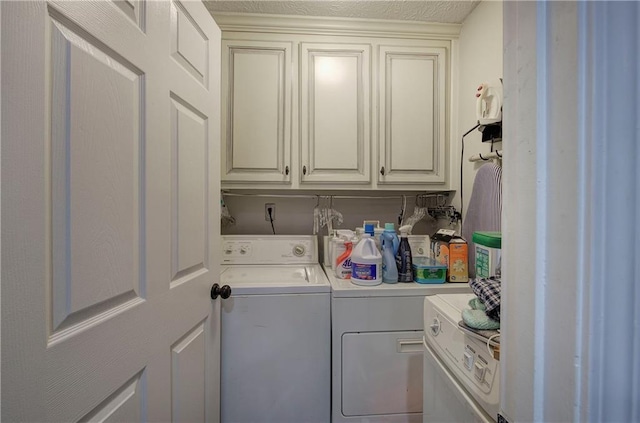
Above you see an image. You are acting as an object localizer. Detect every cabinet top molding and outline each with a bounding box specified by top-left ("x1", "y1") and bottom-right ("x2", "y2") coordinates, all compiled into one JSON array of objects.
[{"x1": 211, "y1": 12, "x2": 462, "y2": 39}]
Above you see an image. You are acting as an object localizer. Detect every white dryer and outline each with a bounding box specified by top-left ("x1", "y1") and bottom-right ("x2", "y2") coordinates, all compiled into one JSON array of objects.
[
  {"x1": 423, "y1": 294, "x2": 500, "y2": 422},
  {"x1": 220, "y1": 235, "x2": 330, "y2": 423},
  {"x1": 325, "y1": 237, "x2": 471, "y2": 423}
]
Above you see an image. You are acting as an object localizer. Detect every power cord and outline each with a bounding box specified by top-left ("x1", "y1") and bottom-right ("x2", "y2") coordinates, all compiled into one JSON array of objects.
[
  {"x1": 460, "y1": 123, "x2": 480, "y2": 223},
  {"x1": 268, "y1": 207, "x2": 276, "y2": 235},
  {"x1": 486, "y1": 333, "x2": 500, "y2": 358}
]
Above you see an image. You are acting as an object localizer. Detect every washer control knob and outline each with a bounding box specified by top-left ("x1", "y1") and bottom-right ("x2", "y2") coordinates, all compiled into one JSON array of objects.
[
  {"x1": 430, "y1": 318, "x2": 441, "y2": 336},
  {"x1": 293, "y1": 245, "x2": 306, "y2": 257}
]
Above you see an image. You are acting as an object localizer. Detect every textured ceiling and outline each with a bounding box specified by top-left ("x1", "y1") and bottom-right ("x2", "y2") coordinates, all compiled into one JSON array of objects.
[{"x1": 204, "y1": 1, "x2": 480, "y2": 24}]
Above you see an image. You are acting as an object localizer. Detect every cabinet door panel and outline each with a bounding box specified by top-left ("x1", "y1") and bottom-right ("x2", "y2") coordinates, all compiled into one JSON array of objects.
[
  {"x1": 301, "y1": 43, "x2": 371, "y2": 183},
  {"x1": 378, "y1": 45, "x2": 448, "y2": 184},
  {"x1": 221, "y1": 41, "x2": 291, "y2": 183}
]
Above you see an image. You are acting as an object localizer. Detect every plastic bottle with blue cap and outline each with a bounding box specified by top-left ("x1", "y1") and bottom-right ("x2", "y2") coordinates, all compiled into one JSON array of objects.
[
  {"x1": 350, "y1": 233, "x2": 382, "y2": 286},
  {"x1": 381, "y1": 223, "x2": 399, "y2": 283}
]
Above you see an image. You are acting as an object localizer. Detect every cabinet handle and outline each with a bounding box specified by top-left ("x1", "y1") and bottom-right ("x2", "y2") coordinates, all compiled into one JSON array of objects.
[
  {"x1": 285, "y1": 165, "x2": 289, "y2": 176},
  {"x1": 380, "y1": 166, "x2": 385, "y2": 176},
  {"x1": 303, "y1": 165, "x2": 307, "y2": 175}
]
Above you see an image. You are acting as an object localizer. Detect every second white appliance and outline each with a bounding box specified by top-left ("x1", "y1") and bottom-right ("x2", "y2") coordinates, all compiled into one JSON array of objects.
[
  {"x1": 423, "y1": 294, "x2": 500, "y2": 422},
  {"x1": 220, "y1": 235, "x2": 330, "y2": 423},
  {"x1": 325, "y1": 234, "x2": 471, "y2": 423}
]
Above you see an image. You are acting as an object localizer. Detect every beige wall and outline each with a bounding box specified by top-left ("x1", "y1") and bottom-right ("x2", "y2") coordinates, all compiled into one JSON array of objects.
[{"x1": 453, "y1": 0, "x2": 503, "y2": 218}]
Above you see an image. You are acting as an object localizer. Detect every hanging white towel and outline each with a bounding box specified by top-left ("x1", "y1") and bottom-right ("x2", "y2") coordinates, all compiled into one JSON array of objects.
[{"x1": 462, "y1": 163, "x2": 502, "y2": 277}]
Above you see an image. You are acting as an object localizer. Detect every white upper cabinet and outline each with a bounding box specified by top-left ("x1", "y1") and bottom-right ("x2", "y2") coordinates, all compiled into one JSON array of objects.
[
  {"x1": 215, "y1": 14, "x2": 459, "y2": 190},
  {"x1": 221, "y1": 40, "x2": 292, "y2": 183},
  {"x1": 377, "y1": 44, "x2": 448, "y2": 185},
  {"x1": 300, "y1": 43, "x2": 371, "y2": 184}
]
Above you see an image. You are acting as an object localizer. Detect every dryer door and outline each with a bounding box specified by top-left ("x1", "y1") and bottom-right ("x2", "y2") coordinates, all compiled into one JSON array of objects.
[
  {"x1": 422, "y1": 340, "x2": 495, "y2": 423},
  {"x1": 342, "y1": 331, "x2": 424, "y2": 417}
]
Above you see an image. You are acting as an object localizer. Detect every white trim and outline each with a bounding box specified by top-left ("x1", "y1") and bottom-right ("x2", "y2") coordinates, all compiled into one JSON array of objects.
[
  {"x1": 533, "y1": 2, "x2": 548, "y2": 420},
  {"x1": 585, "y1": 2, "x2": 640, "y2": 422},
  {"x1": 503, "y1": 2, "x2": 640, "y2": 421},
  {"x1": 211, "y1": 12, "x2": 461, "y2": 39},
  {"x1": 575, "y1": 2, "x2": 590, "y2": 421}
]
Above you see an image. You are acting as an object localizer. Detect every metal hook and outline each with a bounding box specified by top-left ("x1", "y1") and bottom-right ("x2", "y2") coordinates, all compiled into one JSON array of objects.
[
  {"x1": 399, "y1": 195, "x2": 407, "y2": 226},
  {"x1": 479, "y1": 153, "x2": 489, "y2": 161},
  {"x1": 496, "y1": 150, "x2": 502, "y2": 158}
]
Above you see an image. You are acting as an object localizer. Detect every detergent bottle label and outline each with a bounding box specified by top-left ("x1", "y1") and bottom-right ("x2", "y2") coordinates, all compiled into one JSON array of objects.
[
  {"x1": 352, "y1": 263, "x2": 377, "y2": 281},
  {"x1": 336, "y1": 257, "x2": 352, "y2": 279}
]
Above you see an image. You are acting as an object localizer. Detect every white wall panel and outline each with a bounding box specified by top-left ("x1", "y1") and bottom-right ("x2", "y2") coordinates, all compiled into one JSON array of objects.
[
  {"x1": 454, "y1": 1, "x2": 503, "y2": 217},
  {"x1": 170, "y1": 94, "x2": 208, "y2": 284},
  {"x1": 171, "y1": 1, "x2": 209, "y2": 87},
  {"x1": 78, "y1": 371, "x2": 147, "y2": 422},
  {"x1": 49, "y1": 16, "x2": 144, "y2": 334},
  {"x1": 171, "y1": 322, "x2": 207, "y2": 423}
]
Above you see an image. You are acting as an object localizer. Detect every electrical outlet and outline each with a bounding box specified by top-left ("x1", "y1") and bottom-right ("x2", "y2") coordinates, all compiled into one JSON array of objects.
[{"x1": 265, "y1": 203, "x2": 276, "y2": 221}]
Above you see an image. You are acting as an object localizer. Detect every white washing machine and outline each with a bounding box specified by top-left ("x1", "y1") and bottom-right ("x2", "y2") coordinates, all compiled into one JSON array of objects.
[
  {"x1": 220, "y1": 235, "x2": 330, "y2": 423},
  {"x1": 324, "y1": 235, "x2": 471, "y2": 423},
  {"x1": 423, "y1": 294, "x2": 500, "y2": 422}
]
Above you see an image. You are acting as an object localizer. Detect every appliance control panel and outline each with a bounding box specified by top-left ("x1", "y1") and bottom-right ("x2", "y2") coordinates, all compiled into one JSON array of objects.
[
  {"x1": 424, "y1": 294, "x2": 500, "y2": 420},
  {"x1": 457, "y1": 342, "x2": 497, "y2": 391},
  {"x1": 221, "y1": 235, "x2": 318, "y2": 265},
  {"x1": 424, "y1": 298, "x2": 499, "y2": 395}
]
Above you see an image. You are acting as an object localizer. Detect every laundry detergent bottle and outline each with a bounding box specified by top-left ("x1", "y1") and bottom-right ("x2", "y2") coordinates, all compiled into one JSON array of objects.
[
  {"x1": 381, "y1": 223, "x2": 400, "y2": 283},
  {"x1": 335, "y1": 240, "x2": 353, "y2": 279},
  {"x1": 350, "y1": 234, "x2": 382, "y2": 286},
  {"x1": 396, "y1": 225, "x2": 414, "y2": 282}
]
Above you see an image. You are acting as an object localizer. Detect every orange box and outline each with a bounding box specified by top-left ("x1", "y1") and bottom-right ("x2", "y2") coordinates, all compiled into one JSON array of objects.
[
  {"x1": 431, "y1": 231, "x2": 469, "y2": 283},
  {"x1": 448, "y1": 240, "x2": 469, "y2": 282}
]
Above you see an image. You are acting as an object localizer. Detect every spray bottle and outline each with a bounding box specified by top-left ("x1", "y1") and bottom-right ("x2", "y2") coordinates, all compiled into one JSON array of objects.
[
  {"x1": 335, "y1": 240, "x2": 353, "y2": 279},
  {"x1": 381, "y1": 223, "x2": 400, "y2": 283},
  {"x1": 396, "y1": 225, "x2": 414, "y2": 282},
  {"x1": 331, "y1": 229, "x2": 355, "y2": 271}
]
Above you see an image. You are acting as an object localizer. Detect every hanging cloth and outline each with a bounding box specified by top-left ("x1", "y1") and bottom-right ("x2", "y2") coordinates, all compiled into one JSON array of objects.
[{"x1": 462, "y1": 163, "x2": 502, "y2": 277}]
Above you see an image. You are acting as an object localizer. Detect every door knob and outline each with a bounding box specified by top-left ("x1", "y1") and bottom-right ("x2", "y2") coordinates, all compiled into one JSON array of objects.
[
  {"x1": 285, "y1": 165, "x2": 289, "y2": 175},
  {"x1": 303, "y1": 165, "x2": 307, "y2": 175},
  {"x1": 380, "y1": 166, "x2": 385, "y2": 176},
  {"x1": 211, "y1": 283, "x2": 232, "y2": 300}
]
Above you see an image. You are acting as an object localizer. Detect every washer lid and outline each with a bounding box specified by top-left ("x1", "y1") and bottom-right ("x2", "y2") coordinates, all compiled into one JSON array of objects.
[{"x1": 220, "y1": 264, "x2": 330, "y2": 294}]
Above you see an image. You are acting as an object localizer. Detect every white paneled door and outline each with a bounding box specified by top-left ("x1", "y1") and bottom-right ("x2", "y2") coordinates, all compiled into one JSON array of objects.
[{"x1": 1, "y1": 1, "x2": 221, "y2": 422}]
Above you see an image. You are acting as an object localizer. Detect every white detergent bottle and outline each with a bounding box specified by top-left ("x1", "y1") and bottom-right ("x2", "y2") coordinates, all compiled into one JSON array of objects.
[{"x1": 350, "y1": 234, "x2": 382, "y2": 286}]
